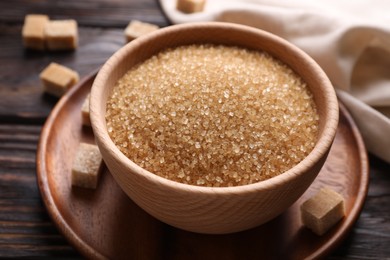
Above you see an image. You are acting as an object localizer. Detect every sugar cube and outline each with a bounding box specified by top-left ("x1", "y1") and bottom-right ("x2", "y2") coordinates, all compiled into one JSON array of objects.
[
  {"x1": 81, "y1": 94, "x2": 91, "y2": 126},
  {"x1": 124, "y1": 20, "x2": 159, "y2": 43},
  {"x1": 176, "y1": 0, "x2": 206, "y2": 14},
  {"x1": 22, "y1": 14, "x2": 49, "y2": 50},
  {"x1": 301, "y1": 187, "x2": 345, "y2": 235},
  {"x1": 40, "y1": 62, "x2": 79, "y2": 97},
  {"x1": 72, "y1": 143, "x2": 103, "y2": 189},
  {"x1": 45, "y1": 20, "x2": 78, "y2": 50}
]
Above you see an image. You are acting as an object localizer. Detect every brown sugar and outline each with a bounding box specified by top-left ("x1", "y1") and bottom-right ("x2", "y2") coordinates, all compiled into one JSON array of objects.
[
  {"x1": 71, "y1": 142, "x2": 103, "y2": 189},
  {"x1": 22, "y1": 14, "x2": 49, "y2": 50},
  {"x1": 124, "y1": 20, "x2": 159, "y2": 43},
  {"x1": 176, "y1": 0, "x2": 206, "y2": 13},
  {"x1": 40, "y1": 62, "x2": 79, "y2": 97},
  {"x1": 81, "y1": 94, "x2": 91, "y2": 126},
  {"x1": 106, "y1": 44, "x2": 319, "y2": 187},
  {"x1": 44, "y1": 20, "x2": 78, "y2": 50},
  {"x1": 301, "y1": 187, "x2": 345, "y2": 235}
]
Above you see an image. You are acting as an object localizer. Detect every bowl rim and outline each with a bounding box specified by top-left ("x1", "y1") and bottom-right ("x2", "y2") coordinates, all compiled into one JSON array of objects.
[{"x1": 90, "y1": 21, "x2": 339, "y2": 194}]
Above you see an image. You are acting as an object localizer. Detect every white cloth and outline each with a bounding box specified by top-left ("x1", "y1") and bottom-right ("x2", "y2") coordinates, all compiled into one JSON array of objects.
[{"x1": 160, "y1": 0, "x2": 390, "y2": 163}]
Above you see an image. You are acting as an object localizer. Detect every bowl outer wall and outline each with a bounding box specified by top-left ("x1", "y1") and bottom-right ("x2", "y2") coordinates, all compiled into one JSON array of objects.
[{"x1": 90, "y1": 22, "x2": 339, "y2": 234}]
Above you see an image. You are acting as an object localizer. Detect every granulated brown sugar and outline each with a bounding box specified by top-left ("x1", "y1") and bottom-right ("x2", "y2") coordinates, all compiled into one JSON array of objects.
[{"x1": 106, "y1": 44, "x2": 319, "y2": 187}]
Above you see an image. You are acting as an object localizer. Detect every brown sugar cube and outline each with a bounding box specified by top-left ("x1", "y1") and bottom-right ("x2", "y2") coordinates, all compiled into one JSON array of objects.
[
  {"x1": 45, "y1": 20, "x2": 78, "y2": 50},
  {"x1": 22, "y1": 14, "x2": 49, "y2": 50},
  {"x1": 81, "y1": 94, "x2": 91, "y2": 126},
  {"x1": 301, "y1": 187, "x2": 345, "y2": 235},
  {"x1": 72, "y1": 143, "x2": 103, "y2": 189},
  {"x1": 124, "y1": 20, "x2": 159, "y2": 43},
  {"x1": 176, "y1": 0, "x2": 206, "y2": 13},
  {"x1": 40, "y1": 62, "x2": 79, "y2": 97}
]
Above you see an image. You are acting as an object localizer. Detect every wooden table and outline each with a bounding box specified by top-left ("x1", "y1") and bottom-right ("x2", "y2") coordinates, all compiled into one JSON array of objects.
[{"x1": 0, "y1": 0, "x2": 389, "y2": 258}]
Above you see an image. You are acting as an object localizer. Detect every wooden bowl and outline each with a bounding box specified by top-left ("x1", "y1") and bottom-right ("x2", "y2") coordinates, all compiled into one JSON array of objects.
[{"x1": 90, "y1": 22, "x2": 339, "y2": 234}]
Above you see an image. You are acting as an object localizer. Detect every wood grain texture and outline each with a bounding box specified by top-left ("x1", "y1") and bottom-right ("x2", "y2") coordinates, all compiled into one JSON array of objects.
[
  {"x1": 0, "y1": 0, "x2": 169, "y2": 28},
  {"x1": 0, "y1": 24, "x2": 123, "y2": 122},
  {"x1": 0, "y1": 0, "x2": 389, "y2": 258},
  {"x1": 0, "y1": 124, "x2": 79, "y2": 258},
  {"x1": 37, "y1": 72, "x2": 367, "y2": 259}
]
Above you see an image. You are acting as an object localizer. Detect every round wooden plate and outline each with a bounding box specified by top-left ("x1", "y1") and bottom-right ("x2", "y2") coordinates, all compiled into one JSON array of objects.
[{"x1": 37, "y1": 72, "x2": 369, "y2": 260}]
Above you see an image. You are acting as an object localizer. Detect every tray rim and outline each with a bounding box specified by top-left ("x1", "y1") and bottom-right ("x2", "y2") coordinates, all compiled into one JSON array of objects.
[{"x1": 36, "y1": 69, "x2": 105, "y2": 260}]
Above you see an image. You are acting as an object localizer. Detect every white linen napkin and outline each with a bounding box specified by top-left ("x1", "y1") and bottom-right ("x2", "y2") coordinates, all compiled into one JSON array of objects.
[{"x1": 160, "y1": 0, "x2": 390, "y2": 163}]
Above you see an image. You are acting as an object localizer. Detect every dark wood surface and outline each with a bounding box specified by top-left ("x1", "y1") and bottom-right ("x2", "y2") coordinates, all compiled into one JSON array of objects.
[{"x1": 0, "y1": 0, "x2": 388, "y2": 259}]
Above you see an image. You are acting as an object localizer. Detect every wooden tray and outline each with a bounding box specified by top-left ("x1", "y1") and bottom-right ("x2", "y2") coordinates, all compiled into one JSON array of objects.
[{"x1": 37, "y1": 72, "x2": 369, "y2": 260}]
